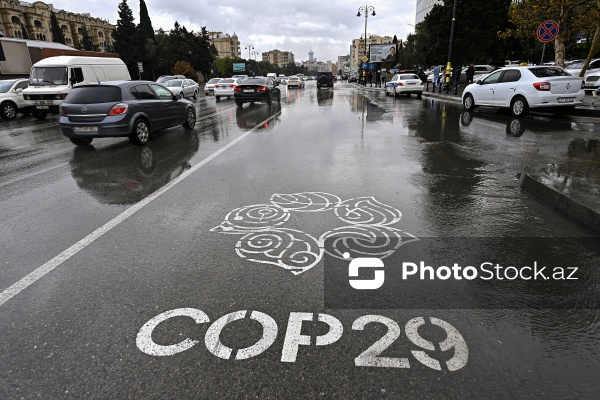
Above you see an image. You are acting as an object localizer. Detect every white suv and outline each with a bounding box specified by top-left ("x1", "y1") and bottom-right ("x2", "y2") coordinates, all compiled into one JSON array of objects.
[{"x1": 0, "y1": 79, "x2": 29, "y2": 120}]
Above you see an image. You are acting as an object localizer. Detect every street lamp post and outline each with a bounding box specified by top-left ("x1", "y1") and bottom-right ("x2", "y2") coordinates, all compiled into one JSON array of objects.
[
  {"x1": 245, "y1": 44, "x2": 254, "y2": 60},
  {"x1": 445, "y1": 0, "x2": 458, "y2": 94},
  {"x1": 357, "y1": 4, "x2": 375, "y2": 86}
]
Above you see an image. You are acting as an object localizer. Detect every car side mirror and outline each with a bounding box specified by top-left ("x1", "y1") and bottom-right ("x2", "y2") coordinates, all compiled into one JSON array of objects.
[
  {"x1": 70, "y1": 77, "x2": 77, "y2": 86},
  {"x1": 476, "y1": 80, "x2": 482, "y2": 85},
  {"x1": 15, "y1": 88, "x2": 23, "y2": 94}
]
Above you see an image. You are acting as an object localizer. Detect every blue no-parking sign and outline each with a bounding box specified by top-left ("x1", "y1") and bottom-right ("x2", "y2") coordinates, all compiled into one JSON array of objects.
[{"x1": 362, "y1": 63, "x2": 368, "y2": 69}]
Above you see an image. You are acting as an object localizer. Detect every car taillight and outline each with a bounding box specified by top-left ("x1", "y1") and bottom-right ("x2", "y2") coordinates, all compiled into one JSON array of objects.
[
  {"x1": 257, "y1": 87, "x2": 267, "y2": 91},
  {"x1": 234, "y1": 86, "x2": 243, "y2": 91},
  {"x1": 229, "y1": 84, "x2": 234, "y2": 88},
  {"x1": 397, "y1": 82, "x2": 404, "y2": 86},
  {"x1": 108, "y1": 103, "x2": 128, "y2": 116},
  {"x1": 215, "y1": 85, "x2": 219, "y2": 88},
  {"x1": 533, "y1": 82, "x2": 551, "y2": 91}
]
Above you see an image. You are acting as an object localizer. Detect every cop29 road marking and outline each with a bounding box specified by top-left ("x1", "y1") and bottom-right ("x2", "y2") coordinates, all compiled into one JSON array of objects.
[
  {"x1": 0, "y1": 112, "x2": 280, "y2": 307},
  {"x1": 136, "y1": 309, "x2": 469, "y2": 371}
]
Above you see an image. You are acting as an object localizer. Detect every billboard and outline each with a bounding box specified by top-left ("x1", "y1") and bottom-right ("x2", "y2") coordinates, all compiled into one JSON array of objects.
[
  {"x1": 233, "y1": 63, "x2": 246, "y2": 72},
  {"x1": 0, "y1": 40, "x2": 32, "y2": 74},
  {"x1": 369, "y1": 44, "x2": 397, "y2": 63}
]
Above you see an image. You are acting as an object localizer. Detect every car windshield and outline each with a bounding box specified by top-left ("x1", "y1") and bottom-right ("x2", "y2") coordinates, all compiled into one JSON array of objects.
[
  {"x1": 241, "y1": 77, "x2": 268, "y2": 85},
  {"x1": 29, "y1": 66, "x2": 68, "y2": 86},
  {"x1": 164, "y1": 80, "x2": 183, "y2": 87},
  {"x1": 65, "y1": 86, "x2": 122, "y2": 104},
  {"x1": 289, "y1": 76, "x2": 299, "y2": 80},
  {"x1": 0, "y1": 80, "x2": 17, "y2": 93},
  {"x1": 208, "y1": 78, "x2": 221, "y2": 84},
  {"x1": 528, "y1": 67, "x2": 572, "y2": 77},
  {"x1": 566, "y1": 62, "x2": 584, "y2": 69},
  {"x1": 218, "y1": 79, "x2": 235, "y2": 84}
]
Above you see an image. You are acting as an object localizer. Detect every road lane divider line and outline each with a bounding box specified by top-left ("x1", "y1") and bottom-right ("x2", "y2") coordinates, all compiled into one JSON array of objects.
[{"x1": 0, "y1": 111, "x2": 280, "y2": 307}]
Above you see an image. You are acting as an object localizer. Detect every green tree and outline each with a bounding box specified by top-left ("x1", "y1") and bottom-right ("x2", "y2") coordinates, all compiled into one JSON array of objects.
[
  {"x1": 21, "y1": 23, "x2": 29, "y2": 40},
  {"x1": 113, "y1": 0, "x2": 140, "y2": 77},
  {"x1": 78, "y1": 29, "x2": 96, "y2": 51},
  {"x1": 420, "y1": 0, "x2": 513, "y2": 68},
  {"x1": 138, "y1": 0, "x2": 156, "y2": 79},
  {"x1": 50, "y1": 11, "x2": 66, "y2": 45},
  {"x1": 502, "y1": 0, "x2": 595, "y2": 68}
]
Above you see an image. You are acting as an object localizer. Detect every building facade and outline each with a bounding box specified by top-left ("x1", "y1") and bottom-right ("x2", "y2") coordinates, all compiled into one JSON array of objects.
[
  {"x1": 207, "y1": 31, "x2": 240, "y2": 59},
  {"x1": 415, "y1": 0, "x2": 443, "y2": 25},
  {"x1": 350, "y1": 35, "x2": 393, "y2": 70},
  {"x1": 0, "y1": 0, "x2": 115, "y2": 52},
  {"x1": 262, "y1": 49, "x2": 294, "y2": 68}
]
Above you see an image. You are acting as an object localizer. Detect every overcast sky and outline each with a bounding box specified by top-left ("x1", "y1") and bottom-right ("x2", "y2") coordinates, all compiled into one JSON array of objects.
[{"x1": 52, "y1": 0, "x2": 417, "y2": 62}]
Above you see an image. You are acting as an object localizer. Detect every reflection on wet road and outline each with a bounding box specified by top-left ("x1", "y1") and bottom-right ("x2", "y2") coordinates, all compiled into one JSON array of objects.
[{"x1": 0, "y1": 82, "x2": 599, "y2": 399}]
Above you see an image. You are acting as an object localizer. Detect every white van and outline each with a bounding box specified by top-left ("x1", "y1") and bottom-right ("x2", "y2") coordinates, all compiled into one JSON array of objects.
[{"x1": 23, "y1": 56, "x2": 131, "y2": 119}]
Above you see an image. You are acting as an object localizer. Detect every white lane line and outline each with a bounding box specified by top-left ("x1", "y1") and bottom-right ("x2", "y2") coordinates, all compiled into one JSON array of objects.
[{"x1": 0, "y1": 112, "x2": 279, "y2": 307}]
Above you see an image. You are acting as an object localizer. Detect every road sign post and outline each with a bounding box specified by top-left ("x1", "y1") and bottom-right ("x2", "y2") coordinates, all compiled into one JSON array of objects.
[{"x1": 537, "y1": 21, "x2": 559, "y2": 65}]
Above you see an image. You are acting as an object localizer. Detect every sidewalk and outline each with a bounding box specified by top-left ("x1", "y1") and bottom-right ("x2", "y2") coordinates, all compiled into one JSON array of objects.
[{"x1": 355, "y1": 81, "x2": 600, "y2": 235}]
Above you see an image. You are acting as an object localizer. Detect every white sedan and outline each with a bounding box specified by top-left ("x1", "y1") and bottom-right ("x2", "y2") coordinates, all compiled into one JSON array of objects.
[
  {"x1": 385, "y1": 73, "x2": 424, "y2": 98},
  {"x1": 462, "y1": 66, "x2": 584, "y2": 117},
  {"x1": 0, "y1": 78, "x2": 29, "y2": 120},
  {"x1": 287, "y1": 76, "x2": 305, "y2": 89},
  {"x1": 214, "y1": 78, "x2": 242, "y2": 101}
]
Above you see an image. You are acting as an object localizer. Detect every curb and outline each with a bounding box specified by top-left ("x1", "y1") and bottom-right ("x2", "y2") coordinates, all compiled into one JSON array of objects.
[{"x1": 518, "y1": 173, "x2": 600, "y2": 236}]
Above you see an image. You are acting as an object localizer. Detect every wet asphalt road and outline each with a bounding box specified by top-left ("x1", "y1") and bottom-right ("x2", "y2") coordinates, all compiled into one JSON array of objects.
[{"x1": 1, "y1": 82, "x2": 600, "y2": 399}]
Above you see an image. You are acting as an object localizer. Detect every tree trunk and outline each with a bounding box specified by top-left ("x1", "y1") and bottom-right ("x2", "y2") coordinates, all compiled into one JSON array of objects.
[{"x1": 554, "y1": 34, "x2": 566, "y2": 68}]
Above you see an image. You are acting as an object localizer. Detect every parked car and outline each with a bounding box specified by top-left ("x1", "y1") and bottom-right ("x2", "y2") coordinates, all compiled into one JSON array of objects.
[
  {"x1": 163, "y1": 78, "x2": 199, "y2": 99},
  {"x1": 459, "y1": 65, "x2": 495, "y2": 83},
  {"x1": 214, "y1": 78, "x2": 242, "y2": 101},
  {"x1": 204, "y1": 78, "x2": 221, "y2": 95},
  {"x1": 385, "y1": 73, "x2": 424, "y2": 98},
  {"x1": 233, "y1": 76, "x2": 280, "y2": 107},
  {"x1": 462, "y1": 66, "x2": 585, "y2": 117},
  {"x1": 565, "y1": 58, "x2": 600, "y2": 77},
  {"x1": 287, "y1": 76, "x2": 305, "y2": 89},
  {"x1": 277, "y1": 76, "x2": 288, "y2": 85},
  {"x1": 583, "y1": 72, "x2": 600, "y2": 91},
  {"x1": 0, "y1": 78, "x2": 29, "y2": 120},
  {"x1": 156, "y1": 75, "x2": 186, "y2": 84},
  {"x1": 348, "y1": 76, "x2": 358, "y2": 83},
  {"x1": 316, "y1": 72, "x2": 334, "y2": 90},
  {"x1": 59, "y1": 81, "x2": 196, "y2": 146}
]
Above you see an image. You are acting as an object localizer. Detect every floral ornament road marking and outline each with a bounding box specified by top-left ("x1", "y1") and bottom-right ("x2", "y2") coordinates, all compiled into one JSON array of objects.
[{"x1": 212, "y1": 192, "x2": 417, "y2": 275}]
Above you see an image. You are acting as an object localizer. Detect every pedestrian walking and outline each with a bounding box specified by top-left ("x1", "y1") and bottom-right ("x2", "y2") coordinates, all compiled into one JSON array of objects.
[
  {"x1": 417, "y1": 67, "x2": 427, "y2": 84},
  {"x1": 433, "y1": 65, "x2": 441, "y2": 91},
  {"x1": 452, "y1": 64, "x2": 462, "y2": 95},
  {"x1": 466, "y1": 64, "x2": 475, "y2": 84}
]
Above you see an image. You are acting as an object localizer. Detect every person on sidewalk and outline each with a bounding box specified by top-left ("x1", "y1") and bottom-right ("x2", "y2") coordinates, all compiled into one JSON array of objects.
[
  {"x1": 433, "y1": 65, "x2": 441, "y2": 92},
  {"x1": 466, "y1": 64, "x2": 475, "y2": 84},
  {"x1": 452, "y1": 65, "x2": 462, "y2": 95}
]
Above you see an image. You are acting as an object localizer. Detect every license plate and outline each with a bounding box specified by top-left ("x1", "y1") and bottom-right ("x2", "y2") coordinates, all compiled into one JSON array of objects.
[
  {"x1": 36, "y1": 106, "x2": 49, "y2": 109},
  {"x1": 244, "y1": 89, "x2": 254, "y2": 93},
  {"x1": 74, "y1": 126, "x2": 98, "y2": 133},
  {"x1": 557, "y1": 97, "x2": 575, "y2": 103}
]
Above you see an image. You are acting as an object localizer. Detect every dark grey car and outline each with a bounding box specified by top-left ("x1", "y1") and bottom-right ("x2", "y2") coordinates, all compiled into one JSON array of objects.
[{"x1": 59, "y1": 81, "x2": 196, "y2": 146}]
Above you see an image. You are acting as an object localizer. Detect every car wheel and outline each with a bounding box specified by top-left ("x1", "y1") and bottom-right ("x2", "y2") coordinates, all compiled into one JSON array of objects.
[
  {"x1": 69, "y1": 137, "x2": 93, "y2": 146},
  {"x1": 33, "y1": 111, "x2": 47, "y2": 120},
  {"x1": 193, "y1": 90, "x2": 198, "y2": 99},
  {"x1": 1, "y1": 101, "x2": 18, "y2": 120},
  {"x1": 463, "y1": 93, "x2": 476, "y2": 111},
  {"x1": 216, "y1": 96, "x2": 221, "y2": 101},
  {"x1": 510, "y1": 96, "x2": 529, "y2": 117},
  {"x1": 179, "y1": 92, "x2": 184, "y2": 99},
  {"x1": 129, "y1": 119, "x2": 150, "y2": 145},
  {"x1": 416, "y1": 93, "x2": 422, "y2": 99},
  {"x1": 183, "y1": 108, "x2": 196, "y2": 129},
  {"x1": 235, "y1": 101, "x2": 244, "y2": 107}
]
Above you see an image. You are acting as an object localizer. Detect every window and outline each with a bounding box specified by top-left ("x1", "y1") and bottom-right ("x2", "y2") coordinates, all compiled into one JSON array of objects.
[
  {"x1": 71, "y1": 68, "x2": 84, "y2": 84},
  {"x1": 499, "y1": 70, "x2": 522, "y2": 83},
  {"x1": 16, "y1": 80, "x2": 29, "y2": 90},
  {"x1": 528, "y1": 67, "x2": 571, "y2": 77},
  {"x1": 131, "y1": 84, "x2": 157, "y2": 100},
  {"x1": 481, "y1": 70, "x2": 503, "y2": 85},
  {"x1": 11, "y1": 16, "x2": 20, "y2": 24},
  {"x1": 34, "y1": 20, "x2": 42, "y2": 28},
  {"x1": 66, "y1": 86, "x2": 122, "y2": 104},
  {"x1": 151, "y1": 84, "x2": 174, "y2": 100}
]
